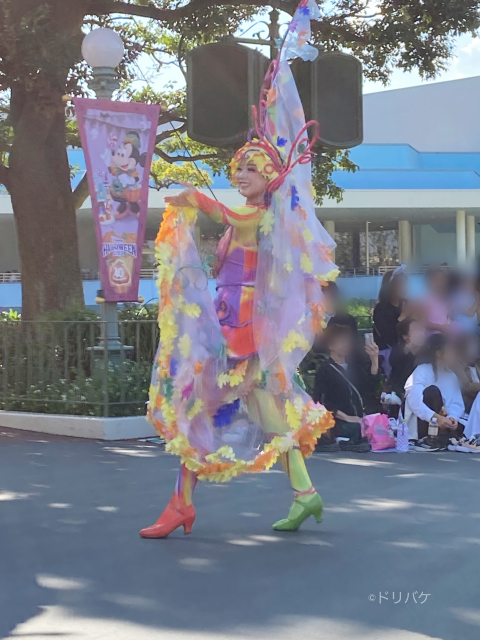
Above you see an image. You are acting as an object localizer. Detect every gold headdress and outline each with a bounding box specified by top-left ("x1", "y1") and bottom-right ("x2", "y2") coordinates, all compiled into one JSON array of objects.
[{"x1": 230, "y1": 139, "x2": 282, "y2": 184}]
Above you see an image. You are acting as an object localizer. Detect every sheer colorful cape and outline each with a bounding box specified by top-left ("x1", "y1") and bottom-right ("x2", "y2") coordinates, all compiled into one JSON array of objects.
[{"x1": 148, "y1": 0, "x2": 339, "y2": 482}]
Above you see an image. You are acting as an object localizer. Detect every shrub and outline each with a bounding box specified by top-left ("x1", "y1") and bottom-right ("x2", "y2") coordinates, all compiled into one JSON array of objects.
[
  {"x1": 0, "y1": 305, "x2": 159, "y2": 417},
  {"x1": 344, "y1": 298, "x2": 373, "y2": 330},
  {"x1": 1, "y1": 360, "x2": 151, "y2": 417}
]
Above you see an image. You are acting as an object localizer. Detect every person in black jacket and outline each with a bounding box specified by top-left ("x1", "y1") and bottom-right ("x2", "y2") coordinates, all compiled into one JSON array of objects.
[
  {"x1": 373, "y1": 267, "x2": 408, "y2": 375},
  {"x1": 313, "y1": 324, "x2": 380, "y2": 452},
  {"x1": 388, "y1": 317, "x2": 426, "y2": 398},
  {"x1": 299, "y1": 282, "x2": 358, "y2": 395}
]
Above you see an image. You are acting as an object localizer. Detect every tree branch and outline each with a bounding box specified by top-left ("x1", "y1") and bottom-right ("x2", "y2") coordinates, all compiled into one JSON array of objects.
[
  {"x1": 90, "y1": 0, "x2": 297, "y2": 21},
  {"x1": 159, "y1": 111, "x2": 186, "y2": 126},
  {"x1": 311, "y1": 19, "x2": 370, "y2": 44},
  {"x1": 90, "y1": 1, "x2": 370, "y2": 45},
  {"x1": 156, "y1": 123, "x2": 187, "y2": 144},
  {"x1": 89, "y1": 0, "x2": 213, "y2": 21},
  {"x1": 0, "y1": 164, "x2": 10, "y2": 191},
  {"x1": 72, "y1": 173, "x2": 89, "y2": 210},
  {"x1": 155, "y1": 148, "x2": 218, "y2": 163}
]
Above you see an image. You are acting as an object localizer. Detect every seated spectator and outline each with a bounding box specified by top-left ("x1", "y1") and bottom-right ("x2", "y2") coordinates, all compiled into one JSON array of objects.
[
  {"x1": 313, "y1": 324, "x2": 380, "y2": 452},
  {"x1": 299, "y1": 282, "x2": 358, "y2": 389},
  {"x1": 452, "y1": 334, "x2": 480, "y2": 413},
  {"x1": 462, "y1": 388, "x2": 480, "y2": 445},
  {"x1": 404, "y1": 334, "x2": 465, "y2": 451},
  {"x1": 373, "y1": 266, "x2": 408, "y2": 376},
  {"x1": 389, "y1": 318, "x2": 426, "y2": 399}
]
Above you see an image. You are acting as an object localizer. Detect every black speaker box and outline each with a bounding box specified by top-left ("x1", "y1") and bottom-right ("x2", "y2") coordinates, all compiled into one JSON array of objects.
[
  {"x1": 292, "y1": 51, "x2": 363, "y2": 150},
  {"x1": 187, "y1": 42, "x2": 269, "y2": 147}
]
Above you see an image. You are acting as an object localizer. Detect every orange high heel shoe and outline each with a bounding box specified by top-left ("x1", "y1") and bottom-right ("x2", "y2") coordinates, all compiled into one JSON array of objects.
[{"x1": 140, "y1": 498, "x2": 195, "y2": 539}]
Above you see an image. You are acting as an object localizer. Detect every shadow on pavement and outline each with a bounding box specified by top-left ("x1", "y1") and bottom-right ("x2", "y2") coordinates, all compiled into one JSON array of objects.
[{"x1": 1, "y1": 430, "x2": 480, "y2": 639}]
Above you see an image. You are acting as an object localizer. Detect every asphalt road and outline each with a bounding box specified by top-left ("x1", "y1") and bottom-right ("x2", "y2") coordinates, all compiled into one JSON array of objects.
[{"x1": 1, "y1": 427, "x2": 480, "y2": 640}]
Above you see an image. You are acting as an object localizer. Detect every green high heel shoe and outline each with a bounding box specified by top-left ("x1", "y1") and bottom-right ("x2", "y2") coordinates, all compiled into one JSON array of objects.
[{"x1": 272, "y1": 492, "x2": 323, "y2": 531}]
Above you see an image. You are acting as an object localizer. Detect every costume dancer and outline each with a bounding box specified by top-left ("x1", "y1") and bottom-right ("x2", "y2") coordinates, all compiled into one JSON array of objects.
[{"x1": 142, "y1": 0, "x2": 338, "y2": 539}]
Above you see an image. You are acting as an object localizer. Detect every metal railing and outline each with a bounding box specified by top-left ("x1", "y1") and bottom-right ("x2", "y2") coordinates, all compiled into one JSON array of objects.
[
  {"x1": 340, "y1": 266, "x2": 400, "y2": 277},
  {"x1": 1, "y1": 267, "x2": 382, "y2": 281},
  {"x1": 353, "y1": 315, "x2": 374, "y2": 333},
  {"x1": 1, "y1": 264, "x2": 461, "y2": 284},
  {"x1": 0, "y1": 319, "x2": 158, "y2": 417},
  {"x1": 0, "y1": 269, "x2": 159, "y2": 283},
  {"x1": 340, "y1": 267, "x2": 382, "y2": 277},
  {"x1": 0, "y1": 315, "x2": 377, "y2": 418},
  {"x1": 0, "y1": 273, "x2": 21, "y2": 283},
  {"x1": 340, "y1": 265, "x2": 458, "y2": 278}
]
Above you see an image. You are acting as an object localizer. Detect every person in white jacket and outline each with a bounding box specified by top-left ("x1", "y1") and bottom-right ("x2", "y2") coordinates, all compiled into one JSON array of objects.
[{"x1": 404, "y1": 334, "x2": 465, "y2": 449}]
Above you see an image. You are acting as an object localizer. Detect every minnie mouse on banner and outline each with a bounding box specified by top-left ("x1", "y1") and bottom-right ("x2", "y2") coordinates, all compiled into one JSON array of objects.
[{"x1": 74, "y1": 99, "x2": 160, "y2": 302}]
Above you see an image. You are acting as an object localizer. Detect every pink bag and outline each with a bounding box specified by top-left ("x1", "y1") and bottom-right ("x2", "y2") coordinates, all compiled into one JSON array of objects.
[{"x1": 361, "y1": 413, "x2": 396, "y2": 451}]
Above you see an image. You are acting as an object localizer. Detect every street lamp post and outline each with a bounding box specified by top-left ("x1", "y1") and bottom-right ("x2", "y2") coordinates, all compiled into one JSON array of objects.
[
  {"x1": 82, "y1": 27, "x2": 124, "y2": 98},
  {"x1": 227, "y1": 8, "x2": 280, "y2": 60},
  {"x1": 82, "y1": 28, "x2": 134, "y2": 364}
]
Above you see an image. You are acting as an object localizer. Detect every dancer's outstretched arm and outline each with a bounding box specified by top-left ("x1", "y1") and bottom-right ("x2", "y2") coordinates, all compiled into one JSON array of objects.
[{"x1": 164, "y1": 182, "x2": 264, "y2": 226}]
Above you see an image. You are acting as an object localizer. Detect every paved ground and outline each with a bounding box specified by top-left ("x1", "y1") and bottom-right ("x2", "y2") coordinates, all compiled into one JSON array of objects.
[{"x1": 1, "y1": 428, "x2": 480, "y2": 640}]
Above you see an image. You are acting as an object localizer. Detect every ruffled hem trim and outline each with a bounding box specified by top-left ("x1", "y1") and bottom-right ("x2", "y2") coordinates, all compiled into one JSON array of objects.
[{"x1": 147, "y1": 407, "x2": 334, "y2": 483}]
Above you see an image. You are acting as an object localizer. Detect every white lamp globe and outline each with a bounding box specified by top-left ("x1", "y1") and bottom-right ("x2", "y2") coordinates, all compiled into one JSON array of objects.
[{"x1": 82, "y1": 28, "x2": 124, "y2": 69}]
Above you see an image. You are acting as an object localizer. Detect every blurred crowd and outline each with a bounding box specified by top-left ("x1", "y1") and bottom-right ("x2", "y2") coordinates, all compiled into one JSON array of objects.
[{"x1": 301, "y1": 265, "x2": 480, "y2": 453}]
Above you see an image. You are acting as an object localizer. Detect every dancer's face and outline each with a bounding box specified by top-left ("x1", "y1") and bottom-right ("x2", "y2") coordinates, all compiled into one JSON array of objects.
[{"x1": 235, "y1": 161, "x2": 268, "y2": 203}]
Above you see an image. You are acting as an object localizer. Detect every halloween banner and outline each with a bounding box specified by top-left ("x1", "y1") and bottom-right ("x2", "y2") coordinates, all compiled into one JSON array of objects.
[{"x1": 74, "y1": 98, "x2": 160, "y2": 302}]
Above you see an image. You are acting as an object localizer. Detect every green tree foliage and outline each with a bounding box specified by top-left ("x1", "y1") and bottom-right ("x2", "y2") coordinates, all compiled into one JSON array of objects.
[
  {"x1": 2, "y1": 0, "x2": 479, "y2": 191},
  {"x1": 2, "y1": 0, "x2": 479, "y2": 197}
]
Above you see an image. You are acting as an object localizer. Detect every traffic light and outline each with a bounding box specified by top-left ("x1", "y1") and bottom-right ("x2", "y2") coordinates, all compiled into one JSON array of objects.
[
  {"x1": 291, "y1": 51, "x2": 363, "y2": 150},
  {"x1": 187, "y1": 42, "x2": 269, "y2": 148}
]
